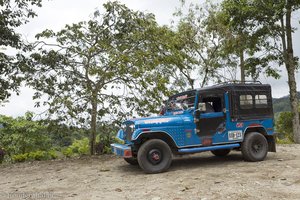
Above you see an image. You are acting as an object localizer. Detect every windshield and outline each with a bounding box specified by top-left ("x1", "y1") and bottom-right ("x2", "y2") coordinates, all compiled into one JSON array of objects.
[{"x1": 166, "y1": 91, "x2": 196, "y2": 111}]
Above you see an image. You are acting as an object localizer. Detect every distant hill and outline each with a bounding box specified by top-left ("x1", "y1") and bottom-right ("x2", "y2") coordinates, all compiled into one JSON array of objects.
[{"x1": 273, "y1": 92, "x2": 300, "y2": 115}]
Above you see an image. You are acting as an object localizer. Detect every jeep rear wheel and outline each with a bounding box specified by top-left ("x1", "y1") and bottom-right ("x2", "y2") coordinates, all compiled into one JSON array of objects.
[
  {"x1": 211, "y1": 149, "x2": 231, "y2": 157},
  {"x1": 242, "y1": 132, "x2": 268, "y2": 162},
  {"x1": 137, "y1": 139, "x2": 172, "y2": 174},
  {"x1": 124, "y1": 157, "x2": 138, "y2": 165}
]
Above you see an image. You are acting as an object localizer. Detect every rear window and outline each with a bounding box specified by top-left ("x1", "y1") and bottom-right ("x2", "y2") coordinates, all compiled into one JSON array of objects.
[
  {"x1": 239, "y1": 95, "x2": 253, "y2": 109},
  {"x1": 255, "y1": 94, "x2": 268, "y2": 108}
]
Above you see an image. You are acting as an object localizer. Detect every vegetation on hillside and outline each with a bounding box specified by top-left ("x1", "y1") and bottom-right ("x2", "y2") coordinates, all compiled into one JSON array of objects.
[
  {"x1": 0, "y1": 112, "x2": 118, "y2": 163},
  {"x1": 273, "y1": 92, "x2": 300, "y2": 114}
]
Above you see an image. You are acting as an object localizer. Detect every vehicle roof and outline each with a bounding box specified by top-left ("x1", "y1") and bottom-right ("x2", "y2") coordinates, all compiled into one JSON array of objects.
[
  {"x1": 196, "y1": 83, "x2": 271, "y2": 93},
  {"x1": 170, "y1": 83, "x2": 271, "y2": 99}
]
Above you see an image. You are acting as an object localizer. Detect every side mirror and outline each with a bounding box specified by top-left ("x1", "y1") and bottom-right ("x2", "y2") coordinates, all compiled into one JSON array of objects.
[
  {"x1": 198, "y1": 102, "x2": 206, "y2": 112},
  {"x1": 159, "y1": 105, "x2": 166, "y2": 115}
]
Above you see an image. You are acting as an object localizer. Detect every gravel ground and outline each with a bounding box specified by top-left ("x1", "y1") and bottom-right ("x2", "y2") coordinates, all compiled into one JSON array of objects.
[{"x1": 0, "y1": 144, "x2": 300, "y2": 200}]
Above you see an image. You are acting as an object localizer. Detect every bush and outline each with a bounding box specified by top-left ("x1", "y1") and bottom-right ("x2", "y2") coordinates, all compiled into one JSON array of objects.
[
  {"x1": 276, "y1": 138, "x2": 294, "y2": 144},
  {"x1": 0, "y1": 113, "x2": 51, "y2": 156},
  {"x1": 276, "y1": 111, "x2": 295, "y2": 142},
  {"x1": 12, "y1": 150, "x2": 58, "y2": 162},
  {"x1": 95, "y1": 124, "x2": 119, "y2": 154},
  {"x1": 0, "y1": 148, "x2": 5, "y2": 164},
  {"x1": 62, "y1": 138, "x2": 89, "y2": 157},
  {"x1": 12, "y1": 153, "x2": 29, "y2": 162}
]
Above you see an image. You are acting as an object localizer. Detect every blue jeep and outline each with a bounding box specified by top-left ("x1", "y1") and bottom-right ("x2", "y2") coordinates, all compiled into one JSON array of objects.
[{"x1": 111, "y1": 82, "x2": 276, "y2": 173}]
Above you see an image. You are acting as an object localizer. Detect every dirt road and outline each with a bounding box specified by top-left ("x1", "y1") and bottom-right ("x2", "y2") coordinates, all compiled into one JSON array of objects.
[{"x1": 0, "y1": 144, "x2": 300, "y2": 200}]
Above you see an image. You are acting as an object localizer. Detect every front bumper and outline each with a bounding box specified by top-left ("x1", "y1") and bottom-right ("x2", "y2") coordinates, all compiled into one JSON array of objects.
[{"x1": 111, "y1": 143, "x2": 132, "y2": 158}]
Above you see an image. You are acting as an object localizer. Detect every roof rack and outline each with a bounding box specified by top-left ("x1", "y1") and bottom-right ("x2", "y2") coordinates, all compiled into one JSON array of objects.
[{"x1": 215, "y1": 80, "x2": 262, "y2": 86}]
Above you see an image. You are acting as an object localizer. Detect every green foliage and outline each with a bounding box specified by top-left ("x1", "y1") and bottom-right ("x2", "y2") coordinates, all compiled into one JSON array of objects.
[
  {"x1": 102, "y1": 146, "x2": 112, "y2": 154},
  {"x1": 276, "y1": 138, "x2": 294, "y2": 144},
  {"x1": 12, "y1": 150, "x2": 58, "y2": 163},
  {"x1": 273, "y1": 92, "x2": 300, "y2": 114},
  {"x1": 0, "y1": 147, "x2": 5, "y2": 163},
  {"x1": 276, "y1": 112, "x2": 294, "y2": 141},
  {"x1": 95, "y1": 123, "x2": 119, "y2": 154},
  {"x1": 0, "y1": 113, "x2": 51, "y2": 156},
  {"x1": 276, "y1": 107, "x2": 300, "y2": 142},
  {"x1": 172, "y1": 2, "x2": 225, "y2": 89},
  {"x1": 0, "y1": 112, "x2": 119, "y2": 164},
  {"x1": 206, "y1": 0, "x2": 281, "y2": 81},
  {"x1": 28, "y1": 1, "x2": 176, "y2": 154},
  {"x1": 62, "y1": 138, "x2": 89, "y2": 157},
  {"x1": 40, "y1": 119, "x2": 89, "y2": 147},
  {"x1": 0, "y1": 0, "x2": 42, "y2": 101}
]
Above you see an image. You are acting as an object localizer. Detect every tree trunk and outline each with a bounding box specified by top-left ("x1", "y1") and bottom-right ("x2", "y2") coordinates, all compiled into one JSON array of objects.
[
  {"x1": 285, "y1": 1, "x2": 300, "y2": 143},
  {"x1": 90, "y1": 97, "x2": 98, "y2": 155},
  {"x1": 240, "y1": 49, "x2": 245, "y2": 82}
]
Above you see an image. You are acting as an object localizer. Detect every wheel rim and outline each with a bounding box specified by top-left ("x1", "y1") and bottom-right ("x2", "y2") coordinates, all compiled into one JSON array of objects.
[
  {"x1": 147, "y1": 149, "x2": 162, "y2": 165},
  {"x1": 252, "y1": 139, "x2": 264, "y2": 154}
]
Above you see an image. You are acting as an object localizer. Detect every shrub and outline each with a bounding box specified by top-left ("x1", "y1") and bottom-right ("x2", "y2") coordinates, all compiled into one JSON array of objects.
[
  {"x1": 62, "y1": 138, "x2": 89, "y2": 157},
  {"x1": 0, "y1": 148, "x2": 5, "y2": 163},
  {"x1": 12, "y1": 150, "x2": 58, "y2": 162},
  {"x1": 48, "y1": 149, "x2": 58, "y2": 159},
  {"x1": 276, "y1": 111, "x2": 295, "y2": 142},
  {"x1": 276, "y1": 138, "x2": 294, "y2": 144},
  {"x1": 0, "y1": 113, "x2": 51, "y2": 156},
  {"x1": 62, "y1": 147, "x2": 74, "y2": 158},
  {"x1": 12, "y1": 153, "x2": 29, "y2": 162}
]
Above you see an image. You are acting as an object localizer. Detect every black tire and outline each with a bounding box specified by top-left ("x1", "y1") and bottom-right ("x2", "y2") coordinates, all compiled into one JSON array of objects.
[
  {"x1": 241, "y1": 132, "x2": 268, "y2": 162},
  {"x1": 137, "y1": 139, "x2": 172, "y2": 174},
  {"x1": 211, "y1": 149, "x2": 231, "y2": 157},
  {"x1": 124, "y1": 157, "x2": 139, "y2": 165}
]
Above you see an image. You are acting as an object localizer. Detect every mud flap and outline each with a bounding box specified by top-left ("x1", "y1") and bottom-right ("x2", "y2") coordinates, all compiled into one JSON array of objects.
[{"x1": 265, "y1": 135, "x2": 276, "y2": 152}]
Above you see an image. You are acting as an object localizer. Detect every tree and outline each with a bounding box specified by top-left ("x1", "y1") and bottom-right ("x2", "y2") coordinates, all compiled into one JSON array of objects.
[
  {"x1": 283, "y1": 0, "x2": 300, "y2": 143},
  {"x1": 28, "y1": 2, "x2": 173, "y2": 155},
  {"x1": 214, "y1": 0, "x2": 300, "y2": 143},
  {"x1": 174, "y1": 3, "x2": 222, "y2": 89},
  {"x1": 167, "y1": 2, "x2": 233, "y2": 90},
  {"x1": 208, "y1": 0, "x2": 281, "y2": 82},
  {"x1": 0, "y1": 0, "x2": 42, "y2": 101}
]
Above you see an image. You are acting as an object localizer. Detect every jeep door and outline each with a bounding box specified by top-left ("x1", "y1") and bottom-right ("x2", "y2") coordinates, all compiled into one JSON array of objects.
[{"x1": 195, "y1": 93, "x2": 226, "y2": 145}]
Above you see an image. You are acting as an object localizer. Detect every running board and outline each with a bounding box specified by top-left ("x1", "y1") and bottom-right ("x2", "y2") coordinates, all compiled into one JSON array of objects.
[{"x1": 178, "y1": 143, "x2": 240, "y2": 154}]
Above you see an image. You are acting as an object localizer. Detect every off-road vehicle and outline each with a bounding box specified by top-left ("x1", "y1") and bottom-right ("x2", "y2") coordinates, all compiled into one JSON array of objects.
[{"x1": 111, "y1": 82, "x2": 276, "y2": 173}]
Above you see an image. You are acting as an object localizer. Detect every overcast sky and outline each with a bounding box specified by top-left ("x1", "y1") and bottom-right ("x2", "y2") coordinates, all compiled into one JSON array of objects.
[{"x1": 0, "y1": 0, "x2": 300, "y2": 117}]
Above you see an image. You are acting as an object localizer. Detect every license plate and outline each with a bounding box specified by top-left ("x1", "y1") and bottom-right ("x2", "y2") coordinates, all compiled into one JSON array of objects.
[{"x1": 228, "y1": 130, "x2": 243, "y2": 140}]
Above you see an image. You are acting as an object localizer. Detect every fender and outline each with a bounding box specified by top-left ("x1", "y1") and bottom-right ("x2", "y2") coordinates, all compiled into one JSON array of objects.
[
  {"x1": 243, "y1": 125, "x2": 276, "y2": 152},
  {"x1": 243, "y1": 125, "x2": 267, "y2": 135},
  {"x1": 132, "y1": 131, "x2": 179, "y2": 148}
]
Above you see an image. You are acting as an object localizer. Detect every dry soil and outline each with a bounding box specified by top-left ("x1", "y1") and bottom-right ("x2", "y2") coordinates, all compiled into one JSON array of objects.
[{"x1": 0, "y1": 144, "x2": 300, "y2": 200}]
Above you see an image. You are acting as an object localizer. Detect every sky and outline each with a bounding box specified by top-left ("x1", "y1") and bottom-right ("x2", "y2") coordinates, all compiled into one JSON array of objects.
[{"x1": 0, "y1": 0, "x2": 300, "y2": 117}]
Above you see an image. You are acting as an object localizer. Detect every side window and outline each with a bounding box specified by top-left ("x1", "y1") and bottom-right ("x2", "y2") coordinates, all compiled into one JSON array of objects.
[
  {"x1": 202, "y1": 96, "x2": 223, "y2": 112},
  {"x1": 239, "y1": 95, "x2": 253, "y2": 109},
  {"x1": 255, "y1": 94, "x2": 268, "y2": 108}
]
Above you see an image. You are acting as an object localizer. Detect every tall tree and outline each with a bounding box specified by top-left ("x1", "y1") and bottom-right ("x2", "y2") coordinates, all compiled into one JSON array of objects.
[
  {"x1": 28, "y1": 2, "x2": 173, "y2": 154},
  {"x1": 171, "y1": 2, "x2": 228, "y2": 89},
  {"x1": 281, "y1": 0, "x2": 300, "y2": 143},
  {"x1": 0, "y1": 0, "x2": 42, "y2": 101},
  {"x1": 209, "y1": 0, "x2": 281, "y2": 82},
  {"x1": 216, "y1": 0, "x2": 300, "y2": 142}
]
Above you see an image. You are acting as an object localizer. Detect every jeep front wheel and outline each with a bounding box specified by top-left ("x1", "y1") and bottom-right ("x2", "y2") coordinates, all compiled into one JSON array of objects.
[
  {"x1": 137, "y1": 139, "x2": 172, "y2": 174},
  {"x1": 241, "y1": 132, "x2": 268, "y2": 162}
]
